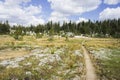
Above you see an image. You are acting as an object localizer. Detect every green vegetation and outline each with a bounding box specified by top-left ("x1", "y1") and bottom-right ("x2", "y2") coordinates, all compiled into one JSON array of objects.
[
  {"x1": 0, "y1": 46, "x2": 85, "y2": 80},
  {"x1": 0, "y1": 21, "x2": 10, "y2": 35},
  {"x1": 0, "y1": 19, "x2": 120, "y2": 38},
  {"x1": 0, "y1": 34, "x2": 119, "y2": 80},
  {"x1": 85, "y1": 39, "x2": 120, "y2": 80},
  {"x1": 99, "y1": 49, "x2": 120, "y2": 80}
]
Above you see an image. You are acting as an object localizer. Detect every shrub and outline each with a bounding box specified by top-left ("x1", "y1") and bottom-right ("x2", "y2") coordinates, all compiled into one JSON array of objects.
[
  {"x1": 13, "y1": 35, "x2": 23, "y2": 40},
  {"x1": 48, "y1": 36, "x2": 54, "y2": 41},
  {"x1": 36, "y1": 33, "x2": 43, "y2": 39}
]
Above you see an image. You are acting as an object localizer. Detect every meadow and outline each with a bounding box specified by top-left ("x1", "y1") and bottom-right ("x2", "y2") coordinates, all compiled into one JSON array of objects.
[
  {"x1": 0, "y1": 35, "x2": 120, "y2": 80},
  {"x1": 85, "y1": 38, "x2": 120, "y2": 80}
]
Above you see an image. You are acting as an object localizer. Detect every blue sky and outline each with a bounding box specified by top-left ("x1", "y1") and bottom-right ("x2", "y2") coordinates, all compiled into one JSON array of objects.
[{"x1": 0, "y1": 0, "x2": 120, "y2": 26}]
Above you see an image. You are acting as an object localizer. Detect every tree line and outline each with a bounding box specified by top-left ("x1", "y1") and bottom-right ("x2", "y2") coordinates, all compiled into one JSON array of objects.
[{"x1": 0, "y1": 19, "x2": 120, "y2": 38}]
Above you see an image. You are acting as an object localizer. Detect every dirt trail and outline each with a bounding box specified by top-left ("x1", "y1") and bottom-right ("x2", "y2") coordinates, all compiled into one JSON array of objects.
[{"x1": 82, "y1": 45, "x2": 97, "y2": 80}]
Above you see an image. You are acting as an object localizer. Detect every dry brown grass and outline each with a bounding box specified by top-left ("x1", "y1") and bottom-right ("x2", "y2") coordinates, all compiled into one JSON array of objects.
[
  {"x1": 0, "y1": 49, "x2": 30, "y2": 60},
  {"x1": 0, "y1": 35, "x2": 119, "y2": 49},
  {"x1": 0, "y1": 35, "x2": 82, "y2": 61},
  {"x1": 0, "y1": 35, "x2": 15, "y2": 45},
  {"x1": 85, "y1": 38, "x2": 120, "y2": 49},
  {"x1": 0, "y1": 35, "x2": 119, "y2": 61}
]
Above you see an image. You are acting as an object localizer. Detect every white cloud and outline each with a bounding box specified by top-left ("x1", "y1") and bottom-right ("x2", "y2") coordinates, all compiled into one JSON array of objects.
[
  {"x1": 4, "y1": 0, "x2": 31, "y2": 6},
  {"x1": 48, "y1": 0, "x2": 101, "y2": 14},
  {"x1": 0, "y1": 0, "x2": 44, "y2": 26},
  {"x1": 99, "y1": 7, "x2": 120, "y2": 20},
  {"x1": 104, "y1": 0, "x2": 120, "y2": 5},
  {"x1": 48, "y1": 11, "x2": 69, "y2": 22},
  {"x1": 48, "y1": 0, "x2": 101, "y2": 22},
  {"x1": 76, "y1": 17, "x2": 89, "y2": 23}
]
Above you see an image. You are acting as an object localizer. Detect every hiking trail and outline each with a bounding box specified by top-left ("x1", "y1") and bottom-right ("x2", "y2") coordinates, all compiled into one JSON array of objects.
[{"x1": 82, "y1": 45, "x2": 97, "y2": 80}]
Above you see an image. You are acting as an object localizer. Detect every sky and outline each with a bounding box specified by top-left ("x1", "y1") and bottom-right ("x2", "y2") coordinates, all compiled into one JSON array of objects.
[{"x1": 0, "y1": 0, "x2": 120, "y2": 26}]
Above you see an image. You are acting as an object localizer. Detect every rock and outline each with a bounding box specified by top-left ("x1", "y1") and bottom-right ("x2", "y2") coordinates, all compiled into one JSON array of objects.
[
  {"x1": 73, "y1": 75, "x2": 81, "y2": 80},
  {"x1": 74, "y1": 50, "x2": 83, "y2": 57},
  {"x1": 26, "y1": 71, "x2": 32, "y2": 76},
  {"x1": 24, "y1": 62, "x2": 32, "y2": 66},
  {"x1": 0, "y1": 60, "x2": 10, "y2": 66}
]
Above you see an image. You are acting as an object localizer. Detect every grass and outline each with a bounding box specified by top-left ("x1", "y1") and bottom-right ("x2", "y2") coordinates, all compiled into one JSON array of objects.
[
  {"x1": 0, "y1": 35, "x2": 120, "y2": 79},
  {"x1": 0, "y1": 35, "x2": 85, "y2": 47},
  {"x1": 85, "y1": 38, "x2": 120, "y2": 49},
  {"x1": 85, "y1": 38, "x2": 120, "y2": 80},
  {"x1": 0, "y1": 44, "x2": 85, "y2": 80},
  {"x1": 0, "y1": 48, "x2": 29, "y2": 60},
  {"x1": 98, "y1": 49, "x2": 120, "y2": 80}
]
